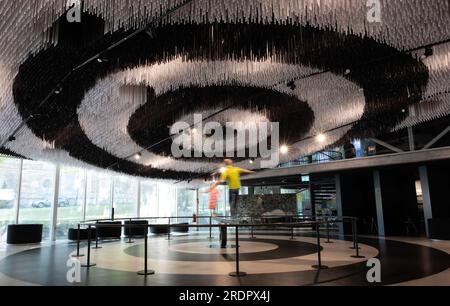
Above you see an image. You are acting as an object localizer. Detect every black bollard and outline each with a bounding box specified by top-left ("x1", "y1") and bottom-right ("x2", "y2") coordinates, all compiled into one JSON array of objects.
[
  {"x1": 126, "y1": 219, "x2": 134, "y2": 244},
  {"x1": 312, "y1": 221, "x2": 328, "y2": 269},
  {"x1": 250, "y1": 217, "x2": 255, "y2": 239},
  {"x1": 92, "y1": 226, "x2": 102, "y2": 249},
  {"x1": 82, "y1": 225, "x2": 96, "y2": 268},
  {"x1": 325, "y1": 218, "x2": 333, "y2": 244},
  {"x1": 229, "y1": 226, "x2": 247, "y2": 277},
  {"x1": 209, "y1": 216, "x2": 212, "y2": 240},
  {"x1": 72, "y1": 223, "x2": 85, "y2": 257},
  {"x1": 351, "y1": 220, "x2": 365, "y2": 259},
  {"x1": 350, "y1": 218, "x2": 360, "y2": 250},
  {"x1": 138, "y1": 226, "x2": 155, "y2": 276},
  {"x1": 167, "y1": 217, "x2": 172, "y2": 241}
]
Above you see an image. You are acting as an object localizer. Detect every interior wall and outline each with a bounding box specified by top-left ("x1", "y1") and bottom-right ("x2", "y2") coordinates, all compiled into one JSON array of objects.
[
  {"x1": 379, "y1": 168, "x2": 419, "y2": 236},
  {"x1": 427, "y1": 164, "x2": 450, "y2": 218},
  {"x1": 339, "y1": 171, "x2": 377, "y2": 235}
]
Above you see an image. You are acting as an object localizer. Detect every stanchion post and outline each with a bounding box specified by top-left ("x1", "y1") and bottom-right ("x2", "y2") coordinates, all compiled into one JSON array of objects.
[
  {"x1": 229, "y1": 226, "x2": 247, "y2": 277},
  {"x1": 138, "y1": 226, "x2": 155, "y2": 276},
  {"x1": 312, "y1": 221, "x2": 328, "y2": 269},
  {"x1": 93, "y1": 225, "x2": 102, "y2": 249},
  {"x1": 126, "y1": 218, "x2": 134, "y2": 244},
  {"x1": 350, "y1": 218, "x2": 360, "y2": 250},
  {"x1": 290, "y1": 216, "x2": 295, "y2": 240},
  {"x1": 325, "y1": 218, "x2": 333, "y2": 244},
  {"x1": 209, "y1": 216, "x2": 212, "y2": 240},
  {"x1": 72, "y1": 223, "x2": 85, "y2": 257},
  {"x1": 167, "y1": 217, "x2": 172, "y2": 241},
  {"x1": 351, "y1": 219, "x2": 365, "y2": 259},
  {"x1": 250, "y1": 216, "x2": 255, "y2": 239},
  {"x1": 82, "y1": 225, "x2": 96, "y2": 268}
]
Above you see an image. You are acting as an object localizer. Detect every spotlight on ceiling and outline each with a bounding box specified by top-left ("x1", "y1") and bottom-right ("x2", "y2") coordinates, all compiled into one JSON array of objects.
[
  {"x1": 344, "y1": 69, "x2": 351, "y2": 75},
  {"x1": 280, "y1": 145, "x2": 289, "y2": 155},
  {"x1": 287, "y1": 81, "x2": 296, "y2": 91},
  {"x1": 316, "y1": 133, "x2": 327, "y2": 143},
  {"x1": 97, "y1": 57, "x2": 108, "y2": 63},
  {"x1": 54, "y1": 87, "x2": 62, "y2": 94},
  {"x1": 134, "y1": 152, "x2": 142, "y2": 160},
  {"x1": 401, "y1": 108, "x2": 406, "y2": 113}
]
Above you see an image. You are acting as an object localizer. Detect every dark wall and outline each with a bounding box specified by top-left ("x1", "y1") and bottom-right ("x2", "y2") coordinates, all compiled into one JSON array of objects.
[
  {"x1": 427, "y1": 164, "x2": 450, "y2": 218},
  {"x1": 340, "y1": 171, "x2": 377, "y2": 235},
  {"x1": 379, "y1": 168, "x2": 419, "y2": 236}
]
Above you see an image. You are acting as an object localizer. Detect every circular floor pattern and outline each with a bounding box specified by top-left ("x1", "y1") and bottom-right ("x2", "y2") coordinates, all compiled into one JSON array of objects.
[
  {"x1": 169, "y1": 240, "x2": 278, "y2": 254},
  {"x1": 0, "y1": 235, "x2": 449, "y2": 286},
  {"x1": 123, "y1": 238, "x2": 319, "y2": 262}
]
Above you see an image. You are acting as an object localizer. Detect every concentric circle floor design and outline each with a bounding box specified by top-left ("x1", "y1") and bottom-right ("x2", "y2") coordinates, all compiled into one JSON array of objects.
[
  {"x1": 123, "y1": 238, "x2": 323, "y2": 262},
  {"x1": 0, "y1": 234, "x2": 449, "y2": 286}
]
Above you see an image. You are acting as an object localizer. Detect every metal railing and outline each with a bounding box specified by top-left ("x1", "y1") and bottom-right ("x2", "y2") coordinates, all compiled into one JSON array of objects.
[{"x1": 73, "y1": 215, "x2": 363, "y2": 277}]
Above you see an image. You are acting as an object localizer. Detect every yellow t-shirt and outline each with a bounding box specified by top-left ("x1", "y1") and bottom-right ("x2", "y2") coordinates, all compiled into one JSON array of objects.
[{"x1": 220, "y1": 166, "x2": 244, "y2": 190}]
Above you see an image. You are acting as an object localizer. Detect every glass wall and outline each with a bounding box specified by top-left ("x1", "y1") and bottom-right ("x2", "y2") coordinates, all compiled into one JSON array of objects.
[
  {"x1": 0, "y1": 157, "x2": 20, "y2": 241},
  {"x1": 140, "y1": 181, "x2": 158, "y2": 217},
  {"x1": 113, "y1": 176, "x2": 138, "y2": 218},
  {"x1": 56, "y1": 167, "x2": 85, "y2": 239},
  {"x1": 0, "y1": 154, "x2": 217, "y2": 242},
  {"x1": 85, "y1": 171, "x2": 112, "y2": 221},
  {"x1": 177, "y1": 189, "x2": 196, "y2": 223},
  {"x1": 19, "y1": 160, "x2": 56, "y2": 240},
  {"x1": 157, "y1": 183, "x2": 177, "y2": 221}
]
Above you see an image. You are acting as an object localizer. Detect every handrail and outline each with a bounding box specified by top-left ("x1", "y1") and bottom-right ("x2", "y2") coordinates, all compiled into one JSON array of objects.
[{"x1": 81, "y1": 214, "x2": 357, "y2": 224}]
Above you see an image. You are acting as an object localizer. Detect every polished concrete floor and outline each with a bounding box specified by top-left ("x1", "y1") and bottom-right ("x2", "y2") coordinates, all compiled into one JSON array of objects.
[{"x1": 0, "y1": 231, "x2": 449, "y2": 286}]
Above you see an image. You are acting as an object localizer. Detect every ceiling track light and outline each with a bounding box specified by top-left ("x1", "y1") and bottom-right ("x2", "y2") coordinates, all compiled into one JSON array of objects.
[
  {"x1": 134, "y1": 152, "x2": 142, "y2": 160},
  {"x1": 54, "y1": 87, "x2": 62, "y2": 94}
]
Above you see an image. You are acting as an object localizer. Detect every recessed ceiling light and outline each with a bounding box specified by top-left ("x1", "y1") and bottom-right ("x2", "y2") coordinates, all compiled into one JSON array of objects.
[
  {"x1": 280, "y1": 145, "x2": 289, "y2": 154},
  {"x1": 134, "y1": 153, "x2": 142, "y2": 160},
  {"x1": 316, "y1": 133, "x2": 327, "y2": 143}
]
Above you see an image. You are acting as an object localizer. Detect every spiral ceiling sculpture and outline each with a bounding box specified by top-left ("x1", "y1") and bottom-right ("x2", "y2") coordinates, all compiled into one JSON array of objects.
[{"x1": 1, "y1": 0, "x2": 450, "y2": 181}]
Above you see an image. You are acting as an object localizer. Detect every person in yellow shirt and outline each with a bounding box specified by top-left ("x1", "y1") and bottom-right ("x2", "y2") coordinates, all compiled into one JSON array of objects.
[{"x1": 213, "y1": 159, "x2": 255, "y2": 217}]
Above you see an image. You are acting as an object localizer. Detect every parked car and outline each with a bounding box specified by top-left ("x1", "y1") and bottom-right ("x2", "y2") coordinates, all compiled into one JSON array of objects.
[
  {"x1": 31, "y1": 198, "x2": 74, "y2": 208},
  {"x1": 31, "y1": 199, "x2": 51, "y2": 208},
  {"x1": 0, "y1": 200, "x2": 14, "y2": 209}
]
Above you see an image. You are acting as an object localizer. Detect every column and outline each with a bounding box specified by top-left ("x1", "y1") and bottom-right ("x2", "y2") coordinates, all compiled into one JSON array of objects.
[
  {"x1": 373, "y1": 170, "x2": 385, "y2": 237},
  {"x1": 50, "y1": 164, "x2": 61, "y2": 242},
  {"x1": 334, "y1": 174, "x2": 344, "y2": 238},
  {"x1": 419, "y1": 166, "x2": 432, "y2": 237}
]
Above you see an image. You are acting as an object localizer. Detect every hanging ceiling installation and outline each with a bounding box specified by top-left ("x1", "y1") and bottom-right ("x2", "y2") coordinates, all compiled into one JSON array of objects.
[{"x1": 1, "y1": 0, "x2": 450, "y2": 181}]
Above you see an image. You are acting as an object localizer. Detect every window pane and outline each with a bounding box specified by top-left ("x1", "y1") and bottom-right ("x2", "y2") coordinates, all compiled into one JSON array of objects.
[
  {"x1": 176, "y1": 189, "x2": 196, "y2": 223},
  {"x1": 157, "y1": 184, "x2": 177, "y2": 221},
  {"x1": 19, "y1": 160, "x2": 55, "y2": 240},
  {"x1": 86, "y1": 171, "x2": 111, "y2": 221},
  {"x1": 113, "y1": 176, "x2": 138, "y2": 218},
  {"x1": 0, "y1": 156, "x2": 20, "y2": 241},
  {"x1": 56, "y1": 167, "x2": 85, "y2": 239},
  {"x1": 140, "y1": 181, "x2": 158, "y2": 218}
]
